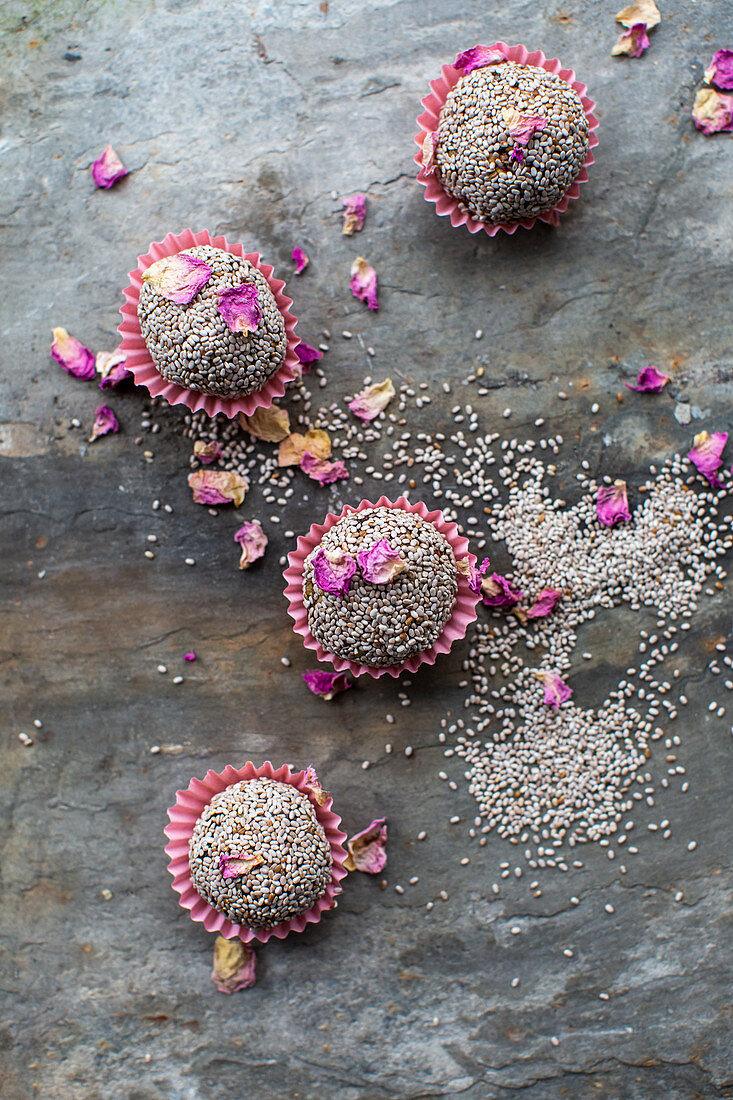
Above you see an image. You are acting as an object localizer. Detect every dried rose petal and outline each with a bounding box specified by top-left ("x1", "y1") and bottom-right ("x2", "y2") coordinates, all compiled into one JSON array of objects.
[
  {"x1": 348, "y1": 378, "x2": 395, "y2": 422},
  {"x1": 193, "y1": 440, "x2": 222, "y2": 464},
  {"x1": 535, "y1": 670, "x2": 573, "y2": 710},
  {"x1": 295, "y1": 341, "x2": 323, "y2": 368},
  {"x1": 454, "y1": 45, "x2": 505, "y2": 74},
  {"x1": 481, "y1": 572, "x2": 523, "y2": 608},
  {"x1": 510, "y1": 146, "x2": 525, "y2": 163},
  {"x1": 88, "y1": 405, "x2": 119, "y2": 443},
  {"x1": 238, "y1": 406, "x2": 291, "y2": 442},
  {"x1": 612, "y1": 24, "x2": 650, "y2": 58},
  {"x1": 502, "y1": 107, "x2": 547, "y2": 146},
  {"x1": 301, "y1": 451, "x2": 349, "y2": 485},
  {"x1": 91, "y1": 144, "x2": 128, "y2": 189},
  {"x1": 302, "y1": 670, "x2": 352, "y2": 700},
  {"x1": 421, "y1": 132, "x2": 438, "y2": 175},
  {"x1": 692, "y1": 87, "x2": 733, "y2": 134},
  {"x1": 219, "y1": 851, "x2": 263, "y2": 879},
  {"x1": 615, "y1": 0, "x2": 660, "y2": 29},
  {"x1": 350, "y1": 257, "x2": 379, "y2": 311},
  {"x1": 142, "y1": 253, "x2": 212, "y2": 305},
  {"x1": 292, "y1": 247, "x2": 309, "y2": 274},
  {"x1": 217, "y1": 284, "x2": 261, "y2": 334},
  {"x1": 344, "y1": 818, "x2": 387, "y2": 874},
  {"x1": 95, "y1": 349, "x2": 131, "y2": 389},
  {"x1": 184, "y1": 651, "x2": 197, "y2": 662},
  {"x1": 342, "y1": 193, "x2": 367, "y2": 235},
  {"x1": 524, "y1": 588, "x2": 563, "y2": 620},
  {"x1": 312, "y1": 546, "x2": 356, "y2": 597},
  {"x1": 303, "y1": 763, "x2": 331, "y2": 805},
  {"x1": 211, "y1": 935, "x2": 256, "y2": 994},
  {"x1": 457, "y1": 557, "x2": 484, "y2": 594},
  {"x1": 704, "y1": 49, "x2": 733, "y2": 90},
  {"x1": 596, "y1": 481, "x2": 632, "y2": 527},
  {"x1": 234, "y1": 520, "x2": 268, "y2": 569},
  {"x1": 357, "y1": 539, "x2": 407, "y2": 584},
  {"x1": 688, "y1": 430, "x2": 728, "y2": 488},
  {"x1": 625, "y1": 365, "x2": 670, "y2": 392},
  {"x1": 188, "y1": 470, "x2": 248, "y2": 506},
  {"x1": 51, "y1": 327, "x2": 95, "y2": 380},
  {"x1": 278, "y1": 429, "x2": 331, "y2": 467}
]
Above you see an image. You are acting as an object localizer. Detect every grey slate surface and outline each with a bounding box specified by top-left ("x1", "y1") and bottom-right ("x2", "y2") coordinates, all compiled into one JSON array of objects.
[{"x1": 1, "y1": 0, "x2": 732, "y2": 1097}]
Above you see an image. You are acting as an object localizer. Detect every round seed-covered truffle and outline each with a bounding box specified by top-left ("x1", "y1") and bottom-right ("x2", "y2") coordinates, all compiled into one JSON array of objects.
[
  {"x1": 138, "y1": 245, "x2": 287, "y2": 398},
  {"x1": 188, "y1": 778, "x2": 332, "y2": 929},
  {"x1": 303, "y1": 507, "x2": 459, "y2": 667},
  {"x1": 435, "y1": 61, "x2": 589, "y2": 225}
]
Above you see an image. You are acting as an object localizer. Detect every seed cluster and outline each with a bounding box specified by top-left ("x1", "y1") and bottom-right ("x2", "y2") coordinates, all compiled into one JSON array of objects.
[
  {"x1": 138, "y1": 246, "x2": 286, "y2": 398},
  {"x1": 436, "y1": 62, "x2": 589, "y2": 224},
  {"x1": 303, "y1": 507, "x2": 458, "y2": 667},
  {"x1": 188, "y1": 778, "x2": 332, "y2": 928}
]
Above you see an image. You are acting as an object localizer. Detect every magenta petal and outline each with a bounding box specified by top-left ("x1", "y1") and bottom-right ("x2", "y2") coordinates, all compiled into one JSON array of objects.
[
  {"x1": 217, "y1": 284, "x2": 262, "y2": 334},
  {"x1": 301, "y1": 452, "x2": 349, "y2": 485},
  {"x1": 536, "y1": 671, "x2": 573, "y2": 709},
  {"x1": 457, "y1": 558, "x2": 483, "y2": 594},
  {"x1": 705, "y1": 49, "x2": 733, "y2": 90},
  {"x1": 142, "y1": 253, "x2": 213, "y2": 305},
  {"x1": 234, "y1": 520, "x2": 268, "y2": 569},
  {"x1": 302, "y1": 670, "x2": 352, "y2": 699},
  {"x1": 295, "y1": 341, "x2": 323, "y2": 368},
  {"x1": 454, "y1": 45, "x2": 505, "y2": 74},
  {"x1": 51, "y1": 327, "x2": 95, "y2": 380},
  {"x1": 96, "y1": 349, "x2": 131, "y2": 389},
  {"x1": 357, "y1": 539, "x2": 406, "y2": 584},
  {"x1": 625, "y1": 365, "x2": 670, "y2": 392},
  {"x1": 612, "y1": 23, "x2": 650, "y2": 57},
  {"x1": 311, "y1": 546, "x2": 357, "y2": 597},
  {"x1": 596, "y1": 481, "x2": 632, "y2": 527},
  {"x1": 91, "y1": 144, "x2": 128, "y2": 189},
  {"x1": 184, "y1": 651, "x2": 197, "y2": 662},
  {"x1": 88, "y1": 405, "x2": 119, "y2": 443},
  {"x1": 526, "y1": 588, "x2": 563, "y2": 619},
  {"x1": 292, "y1": 247, "x2": 309, "y2": 274},
  {"x1": 347, "y1": 818, "x2": 387, "y2": 874},
  {"x1": 481, "y1": 572, "x2": 523, "y2": 608},
  {"x1": 688, "y1": 430, "x2": 728, "y2": 488},
  {"x1": 350, "y1": 257, "x2": 379, "y2": 311},
  {"x1": 342, "y1": 193, "x2": 367, "y2": 235}
]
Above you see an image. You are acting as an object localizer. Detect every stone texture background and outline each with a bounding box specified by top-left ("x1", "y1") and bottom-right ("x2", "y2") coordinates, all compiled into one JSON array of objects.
[{"x1": 1, "y1": 1, "x2": 732, "y2": 1097}]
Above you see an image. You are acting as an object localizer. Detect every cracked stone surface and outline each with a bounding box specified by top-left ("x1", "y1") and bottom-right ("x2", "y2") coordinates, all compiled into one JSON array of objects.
[{"x1": 1, "y1": 1, "x2": 732, "y2": 1098}]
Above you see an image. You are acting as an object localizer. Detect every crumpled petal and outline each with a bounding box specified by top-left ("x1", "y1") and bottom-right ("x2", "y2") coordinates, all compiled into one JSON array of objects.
[
  {"x1": 311, "y1": 546, "x2": 356, "y2": 597},
  {"x1": 692, "y1": 87, "x2": 733, "y2": 134},
  {"x1": 51, "y1": 327, "x2": 95, "y2": 380},
  {"x1": 344, "y1": 818, "x2": 387, "y2": 874},
  {"x1": 625, "y1": 365, "x2": 670, "y2": 392},
  {"x1": 688, "y1": 430, "x2": 728, "y2": 488},
  {"x1": 510, "y1": 146, "x2": 525, "y2": 163},
  {"x1": 357, "y1": 539, "x2": 407, "y2": 584},
  {"x1": 295, "y1": 341, "x2": 323, "y2": 365},
  {"x1": 502, "y1": 107, "x2": 547, "y2": 145},
  {"x1": 348, "y1": 378, "x2": 395, "y2": 421},
  {"x1": 142, "y1": 253, "x2": 212, "y2": 305},
  {"x1": 612, "y1": 24, "x2": 650, "y2": 58},
  {"x1": 95, "y1": 349, "x2": 131, "y2": 389},
  {"x1": 184, "y1": 651, "x2": 197, "y2": 662},
  {"x1": 303, "y1": 763, "x2": 331, "y2": 805},
  {"x1": 188, "y1": 470, "x2": 248, "y2": 506},
  {"x1": 292, "y1": 247, "x2": 309, "y2": 274},
  {"x1": 91, "y1": 144, "x2": 128, "y2": 189},
  {"x1": 88, "y1": 405, "x2": 119, "y2": 443},
  {"x1": 615, "y1": 0, "x2": 660, "y2": 29},
  {"x1": 301, "y1": 451, "x2": 349, "y2": 484},
  {"x1": 457, "y1": 557, "x2": 485, "y2": 594},
  {"x1": 238, "y1": 406, "x2": 291, "y2": 442},
  {"x1": 454, "y1": 45, "x2": 505, "y2": 74},
  {"x1": 211, "y1": 935, "x2": 256, "y2": 994},
  {"x1": 350, "y1": 257, "x2": 379, "y2": 311},
  {"x1": 481, "y1": 572, "x2": 523, "y2": 608},
  {"x1": 234, "y1": 520, "x2": 268, "y2": 569},
  {"x1": 596, "y1": 480, "x2": 632, "y2": 527},
  {"x1": 421, "y1": 132, "x2": 438, "y2": 175},
  {"x1": 535, "y1": 670, "x2": 573, "y2": 710},
  {"x1": 219, "y1": 851, "x2": 263, "y2": 878},
  {"x1": 217, "y1": 284, "x2": 261, "y2": 334},
  {"x1": 525, "y1": 588, "x2": 563, "y2": 619},
  {"x1": 342, "y1": 193, "x2": 367, "y2": 235},
  {"x1": 302, "y1": 670, "x2": 352, "y2": 700},
  {"x1": 278, "y1": 429, "x2": 331, "y2": 467},
  {"x1": 193, "y1": 440, "x2": 223, "y2": 464},
  {"x1": 704, "y1": 49, "x2": 733, "y2": 90}
]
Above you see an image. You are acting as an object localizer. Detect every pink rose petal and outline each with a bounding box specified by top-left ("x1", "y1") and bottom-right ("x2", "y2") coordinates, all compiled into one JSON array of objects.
[
  {"x1": 51, "y1": 327, "x2": 95, "y2": 380},
  {"x1": 342, "y1": 193, "x2": 367, "y2": 235},
  {"x1": 611, "y1": 24, "x2": 650, "y2": 58},
  {"x1": 91, "y1": 144, "x2": 128, "y2": 189},
  {"x1": 292, "y1": 247, "x2": 309, "y2": 274},
  {"x1": 184, "y1": 651, "x2": 197, "y2": 662},
  {"x1": 535, "y1": 670, "x2": 573, "y2": 710},
  {"x1": 188, "y1": 470, "x2": 248, "y2": 506},
  {"x1": 303, "y1": 763, "x2": 330, "y2": 805},
  {"x1": 345, "y1": 818, "x2": 387, "y2": 874},
  {"x1": 454, "y1": 45, "x2": 505, "y2": 75},
  {"x1": 348, "y1": 378, "x2": 395, "y2": 421},
  {"x1": 625, "y1": 365, "x2": 670, "y2": 392},
  {"x1": 692, "y1": 87, "x2": 733, "y2": 134},
  {"x1": 502, "y1": 107, "x2": 547, "y2": 146},
  {"x1": 211, "y1": 936, "x2": 256, "y2": 995},
  {"x1": 357, "y1": 539, "x2": 407, "y2": 584},
  {"x1": 234, "y1": 520, "x2": 268, "y2": 569},
  {"x1": 481, "y1": 572, "x2": 523, "y2": 608},
  {"x1": 219, "y1": 852, "x2": 263, "y2": 879},
  {"x1": 300, "y1": 452, "x2": 349, "y2": 485},
  {"x1": 302, "y1": 670, "x2": 352, "y2": 700},
  {"x1": 704, "y1": 49, "x2": 733, "y2": 90},
  {"x1": 294, "y1": 341, "x2": 323, "y2": 376},
  {"x1": 421, "y1": 131, "x2": 438, "y2": 175},
  {"x1": 142, "y1": 253, "x2": 213, "y2": 305},
  {"x1": 688, "y1": 430, "x2": 728, "y2": 488},
  {"x1": 311, "y1": 546, "x2": 356, "y2": 597},
  {"x1": 88, "y1": 405, "x2": 119, "y2": 443},
  {"x1": 596, "y1": 481, "x2": 632, "y2": 527},
  {"x1": 456, "y1": 557, "x2": 485, "y2": 594},
  {"x1": 217, "y1": 284, "x2": 261, "y2": 334},
  {"x1": 350, "y1": 257, "x2": 378, "y2": 311},
  {"x1": 526, "y1": 588, "x2": 563, "y2": 619},
  {"x1": 193, "y1": 440, "x2": 223, "y2": 464}
]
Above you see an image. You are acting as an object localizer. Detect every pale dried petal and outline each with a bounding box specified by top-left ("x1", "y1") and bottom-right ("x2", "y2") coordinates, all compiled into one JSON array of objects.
[
  {"x1": 625, "y1": 365, "x2": 670, "y2": 392},
  {"x1": 535, "y1": 670, "x2": 573, "y2": 710},
  {"x1": 357, "y1": 539, "x2": 407, "y2": 584},
  {"x1": 91, "y1": 144, "x2": 128, "y2": 189},
  {"x1": 142, "y1": 253, "x2": 212, "y2": 305},
  {"x1": 348, "y1": 378, "x2": 395, "y2": 421},
  {"x1": 454, "y1": 45, "x2": 505, "y2": 74},
  {"x1": 51, "y1": 327, "x2": 95, "y2": 380},
  {"x1": 188, "y1": 470, "x2": 248, "y2": 506},
  {"x1": 238, "y1": 405, "x2": 291, "y2": 442},
  {"x1": 342, "y1": 193, "x2": 367, "y2": 235},
  {"x1": 303, "y1": 764, "x2": 331, "y2": 805},
  {"x1": 312, "y1": 546, "x2": 356, "y2": 597},
  {"x1": 88, "y1": 405, "x2": 119, "y2": 443},
  {"x1": 611, "y1": 24, "x2": 650, "y2": 58},
  {"x1": 193, "y1": 440, "x2": 223, "y2": 464},
  {"x1": 234, "y1": 520, "x2": 268, "y2": 569},
  {"x1": 457, "y1": 557, "x2": 484, "y2": 594},
  {"x1": 350, "y1": 257, "x2": 379, "y2": 311},
  {"x1": 421, "y1": 131, "x2": 438, "y2": 175},
  {"x1": 302, "y1": 670, "x2": 352, "y2": 700},
  {"x1": 502, "y1": 107, "x2": 547, "y2": 145},
  {"x1": 278, "y1": 429, "x2": 331, "y2": 467},
  {"x1": 688, "y1": 430, "x2": 728, "y2": 488},
  {"x1": 95, "y1": 349, "x2": 131, "y2": 389},
  {"x1": 615, "y1": 0, "x2": 660, "y2": 29},
  {"x1": 344, "y1": 818, "x2": 387, "y2": 874},
  {"x1": 219, "y1": 851, "x2": 263, "y2": 879},
  {"x1": 292, "y1": 246, "x2": 309, "y2": 274},
  {"x1": 692, "y1": 87, "x2": 733, "y2": 134},
  {"x1": 300, "y1": 452, "x2": 349, "y2": 485},
  {"x1": 217, "y1": 284, "x2": 261, "y2": 334},
  {"x1": 211, "y1": 935, "x2": 256, "y2": 994},
  {"x1": 596, "y1": 481, "x2": 631, "y2": 527}
]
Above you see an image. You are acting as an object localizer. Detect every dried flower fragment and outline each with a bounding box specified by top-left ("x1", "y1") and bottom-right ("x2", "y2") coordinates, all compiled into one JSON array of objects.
[
  {"x1": 344, "y1": 818, "x2": 387, "y2": 874},
  {"x1": 421, "y1": 131, "x2": 438, "y2": 175},
  {"x1": 142, "y1": 253, "x2": 212, "y2": 305},
  {"x1": 238, "y1": 405, "x2": 291, "y2": 442},
  {"x1": 292, "y1": 247, "x2": 309, "y2": 274},
  {"x1": 234, "y1": 520, "x2": 268, "y2": 569},
  {"x1": 502, "y1": 107, "x2": 547, "y2": 145},
  {"x1": 348, "y1": 378, "x2": 395, "y2": 421},
  {"x1": 219, "y1": 851, "x2": 264, "y2": 879},
  {"x1": 278, "y1": 429, "x2": 331, "y2": 467},
  {"x1": 454, "y1": 45, "x2": 505, "y2": 75},
  {"x1": 535, "y1": 670, "x2": 573, "y2": 710},
  {"x1": 184, "y1": 652, "x2": 197, "y2": 662},
  {"x1": 51, "y1": 327, "x2": 95, "y2": 380},
  {"x1": 96, "y1": 349, "x2": 131, "y2": 389},
  {"x1": 188, "y1": 470, "x2": 248, "y2": 506},
  {"x1": 193, "y1": 440, "x2": 223, "y2": 464},
  {"x1": 615, "y1": 0, "x2": 660, "y2": 30},
  {"x1": 596, "y1": 481, "x2": 632, "y2": 527},
  {"x1": 295, "y1": 341, "x2": 323, "y2": 366},
  {"x1": 217, "y1": 283, "x2": 261, "y2": 334},
  {"x1": 704, "y1": 49, "x2": 733, "y2": 90},
  {"x1": 301, "y1": 451, "x2": 349, "y2": 485},
  {"x1": 612, "y1": 24, "x2": 650, "y2": 58},
  {"x1": 525, "y1": 588, "x2": 563, "y2": 619},
  {"x1": 211, "y1": 935, "x2": 256, "y2": 994},
  {"x1": 91, "y1": 144, "x2": 128, "y2": 189},
  {"x1": 509, "y1": 146, "x2": 525, "y2": 163},
  {"x1": 357, "y1": 539, "x2": 407, "y2": 584},
  {"x1": 342, "y1": 193, "x2": 367, "y2": 235},
  {"x1": 302, "y1": 670, "x2": 352, "y2": 700},
  {"x1": 457, "y1": 557, "x2": 485, "y2": 594},
  {"x1": 312, "y1": 546, "x2": 356, "y2": 597},
  {"x1": 350, "y1": 257, "x2": 379, "y2": 311},
  {"x1": 481, "y1": 572, "x2": 523, "y2": 608},
  {"x1": 625, "y1": 365, "x2": 670, "y2": 392},
  {"x1": 303, "y1": 764, "x2": 331, "y2": 805},
  {"x1": 88, "y1": 405, "x2": 119, "y2": 443},
  {"x1": 688, "y1": 430, "x2": 728, "y2": 488},
  {"x1": 692, "y1": 87, "x2": 733, "y2": 134}
]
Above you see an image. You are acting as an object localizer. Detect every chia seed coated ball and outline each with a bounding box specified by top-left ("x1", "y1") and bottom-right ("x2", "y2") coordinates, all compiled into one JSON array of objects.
[
  {"x1": 188, "y1": 777, "x2": 332, "y2": 929},
  {"x1": 303, "y1": 507, "x2": 459, "y2": 667},
  {"x1": 138, "y1": 245, "x2": 287, "y2": 398},
  {"x1": 435, "y1": 61, "x2": 589, "y2": 225}
]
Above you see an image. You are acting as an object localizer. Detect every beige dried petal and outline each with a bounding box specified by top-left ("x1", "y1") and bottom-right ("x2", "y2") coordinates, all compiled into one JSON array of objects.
[
  {"x1": 238, "y1": 405, "x2": 291, "y2": 442},
  {"x1": 188, "y1": 470, "x2": 248, "y2": 507},
  {"x1": 278, "y1": 429, "x2": 331, "y2": 467},
  {"x1": 615, "y1": 0, "x2": 660, "y2": 28},
  {"x1": 211, "y1": 935, "x2": 256, "y2": 994}
]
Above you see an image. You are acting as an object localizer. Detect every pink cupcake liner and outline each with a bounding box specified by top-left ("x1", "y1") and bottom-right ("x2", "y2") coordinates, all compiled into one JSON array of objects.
[
  {"x1": 118, "y1": 228, "x2": 300, "y2": 419},
  {"x1": 284, "y1": 495, "x2": 480, "y2": 680},
  {"x1": 414, "y1": 42, "x2": 599, "y2": 237},
  {"x1": 164, "y1": 760, "x2": 348, "y2": 945}
]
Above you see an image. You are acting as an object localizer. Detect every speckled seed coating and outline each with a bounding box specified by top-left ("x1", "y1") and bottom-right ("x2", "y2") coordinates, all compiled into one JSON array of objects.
[
  {"x1": 138, "y1": 245, "x2": 287, "y2": 398},
  {"x1": 303, "y1": 507, "x2": 459, "y2": 667},
  {"x1": 188, "y1": 778, "x2": 332, "y2": 929},
  {"x1": 435, "y1": 62, "x2": 589, "y2": 224}
]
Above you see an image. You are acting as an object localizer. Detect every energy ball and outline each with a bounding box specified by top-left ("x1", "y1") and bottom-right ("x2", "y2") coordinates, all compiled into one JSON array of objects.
[
  {"x1": 138, "y1": 245, "x2": 287, "y2": 399},
  {"x1": 303, "y1": 507, "x2": 459, "y2": 668},
  {"x1": 434, "y1": 61, "x2": 589, "y2": 225},
  {"x1": 188, "y1": 778, "x2": 332, "y2": 929}
]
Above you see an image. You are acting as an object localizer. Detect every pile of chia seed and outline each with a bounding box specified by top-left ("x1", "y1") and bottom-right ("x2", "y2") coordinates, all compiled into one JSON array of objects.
[
  {"x1": 188, "y1": 777, "x2": 332, "y2": 928},
  {"x1": 138, "y1": 245, "x2": 286, "y2": 398},
  {"x1": 302, "y1": 507, "x2": 459, "y2": 667},
  {"x1": 435, "y1": 62, "x2": 589, "y2": 224}
]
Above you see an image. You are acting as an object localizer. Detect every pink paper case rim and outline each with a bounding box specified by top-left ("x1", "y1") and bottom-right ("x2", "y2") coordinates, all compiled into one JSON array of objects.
[
  {"x1": 283, "y1": 495, "x2": 480, "y2": 680},
  {"x1": 118, "y1": 228, "x2": 300, "y2": 419},
  {"x1": 164, "y1": 760, "x2": 348, "y2": 945},
  {"x1": 414, "y1": 41, "x2": 599, "y2": 237}
]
